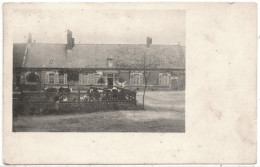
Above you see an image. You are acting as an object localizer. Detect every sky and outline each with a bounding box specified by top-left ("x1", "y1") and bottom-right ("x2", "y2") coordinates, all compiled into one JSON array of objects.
[{"x1": 13, "y1": 8, "x2": 185, "y2": 45}]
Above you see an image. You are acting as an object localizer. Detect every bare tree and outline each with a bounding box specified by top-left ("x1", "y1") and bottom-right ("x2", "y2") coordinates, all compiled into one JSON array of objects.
[
  {"x1": 141, "y1": 36, "x2": 156, "y2": 110},
  {"x1": 97, "y1": 77, "x2": 105, "y2": 87},
  {"x1": 142, "y1": 52, "x2": 152, "y2": 110}
]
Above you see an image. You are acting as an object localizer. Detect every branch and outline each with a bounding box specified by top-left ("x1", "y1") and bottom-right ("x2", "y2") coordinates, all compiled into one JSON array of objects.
[
  {"x1": 143, "y1": 52, "x2": 146, "y2": 70},
  {"x1": 143, "y1": 70, "x2": 152, "y2": 85}
]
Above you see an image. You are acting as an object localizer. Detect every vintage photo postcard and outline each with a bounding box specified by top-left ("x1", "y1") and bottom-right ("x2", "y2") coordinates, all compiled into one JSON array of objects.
[
  {"x1": 3, "y1": 2, "x2": 257, "y2": 164},
  {"x1": 11, "y1": 8, "x2": 185, "y2": 133}
]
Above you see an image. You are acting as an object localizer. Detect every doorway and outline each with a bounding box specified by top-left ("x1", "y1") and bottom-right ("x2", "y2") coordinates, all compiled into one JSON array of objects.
[{"x1": 107, "y1": 78, "x2": 113, "y2": 88}]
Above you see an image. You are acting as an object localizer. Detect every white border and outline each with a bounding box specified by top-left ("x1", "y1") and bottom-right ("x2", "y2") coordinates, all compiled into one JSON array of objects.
[{"x1": 1, "y1": 0, "x2": 259, "y2": 166}]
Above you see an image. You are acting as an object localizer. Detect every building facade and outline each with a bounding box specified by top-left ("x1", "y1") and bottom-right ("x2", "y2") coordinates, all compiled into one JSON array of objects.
[{"x1": 13, "y1": 30, "x2": 185, "y2": 91}]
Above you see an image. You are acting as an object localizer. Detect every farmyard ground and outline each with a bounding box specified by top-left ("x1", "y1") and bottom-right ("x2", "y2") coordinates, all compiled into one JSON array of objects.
[{"x1": 13, "y1": 91, "x2": 185, "y2": 132}]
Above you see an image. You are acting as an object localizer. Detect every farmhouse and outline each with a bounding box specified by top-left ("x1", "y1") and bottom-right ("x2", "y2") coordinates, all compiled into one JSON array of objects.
[{"x1": 13, "y1": 30, "x2": 185, "y2": 91}]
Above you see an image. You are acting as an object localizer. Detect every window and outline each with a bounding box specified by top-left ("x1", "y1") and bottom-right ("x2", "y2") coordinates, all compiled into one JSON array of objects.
[
  {"x1": 80, "y1": 73, "x2": 101, "y2": 85},
  {"x1": 89, "y1": 74, "x2": 94, "y2": 84},
  {"x1": 45, "y1": 72, "x2": 67, "y2": 84},
  {"x1": 133, "y1": 74, "x2": 140, "y2": 85},
  {"x1": 59, "y1": 75, "x2": 64, "y2": 84},
  {"x1": 64, "y1": 74, "x2": 67, "y2": 84},
  {"x1": 49, "y1": 74, "x2": 54, "y2": 84},
  {"x1": 159, "y1": 73, "x2": 170, "y2": 85},
  {"x1": 80, "y1": 74, "x2": 89, "y2": 85},
  {"x1": 82, "y1": 75, "x2": 88, "y2": 85},
  {"x1": 130, "y1": 73, "x2": 143, "y2": 85}
]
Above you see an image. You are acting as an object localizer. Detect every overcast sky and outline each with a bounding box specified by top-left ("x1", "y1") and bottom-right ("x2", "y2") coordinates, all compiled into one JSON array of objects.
[{"x1": 13, "y1": 9, "x2": 185, "y2": 45}]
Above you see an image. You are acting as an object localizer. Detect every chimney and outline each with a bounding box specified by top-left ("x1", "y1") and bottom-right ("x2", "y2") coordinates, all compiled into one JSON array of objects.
[
  {"x1": 72, "y1": 38, "x2": 75, "y2": 48},
  {"x1": 107, "y1": 55, "x2": 114, "y2": 68},
  {"x1": 67, "y1": 30, "x2": 74, "y2": 50},
  {"x1": 27, "y1": 33, "x2": 32, "y2": 44},
  {"x1": 146, "y1": 36, "x2": 152, "y2": 48}
]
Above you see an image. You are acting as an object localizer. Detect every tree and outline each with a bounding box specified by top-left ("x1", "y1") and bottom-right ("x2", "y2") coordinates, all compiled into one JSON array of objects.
[
  {"x1": 58, "y1": 69, "x2": 65, "y2": 76},
  {"x1": 142, "y1": 52, "x2": 152, "y2": 110},
  {"x1": 141, "y1": 36, "x2": 158, "y2": 110},
  {"x1": 66, "y1": 69, "x2": 79, "y2": 82},
  {"x1": 118, "y1": 77, "x2": 126, "y2": 87},
  {"x1": 97, "y1": 77, "x2": 105, "y2": 87},
  {"x1": 26, "y1": 71, "x2": 39, "y2": 83}
]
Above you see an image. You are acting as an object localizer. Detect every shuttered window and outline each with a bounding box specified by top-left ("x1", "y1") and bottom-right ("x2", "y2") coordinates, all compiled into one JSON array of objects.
[
  {"x1": 59, "y1": 75, "x2": 64, "y2": 84},
  {"x1": 80, "y1": 73, "x2": 101, "y2": 85},
  {"x1": 45, "y1": 73, "x2": 49, "y2": 84},
  {"x1": 79, "y1": 74, "x2": 83, "y2": 84},
  {"x1": 49, "y1": 74, "x2": 54, "y2": 84},
  {"x1": 140, "y1": 74, "x2": 143, "y2": 85},
  {"x1": 89, "y1": 74, "x2": 94, "y2": 84},
  {"x1": 159, "y1": 73, "x2": 171, "y2": 85},
  {"x1": 133, "y1": 74, "x2": 140, "y2": 85},
  {"x1": 82, "y1": 74, "x2": 88, "y2": 85},
  {"x1": 64, "y1": 74, "x2": 67, "y2": 84},
  {"x1": 45, "y1": 72, "x2": 66, "y2": 84},
  {"x1": 130, "y1": 74, "x2": 134, "y2": 85},
  {"x1": 54, "y1": 74, "x2": 59, "y2": 84},
  {"x1": 130, "y1": 72, "x2": 143, "y2": 85}
]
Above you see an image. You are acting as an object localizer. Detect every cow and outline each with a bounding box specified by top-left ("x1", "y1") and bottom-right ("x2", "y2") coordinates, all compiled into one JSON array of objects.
[
  {"x1": 102, "y1": 88, "x2": 112, "y2": 101},
  {"x1": 44, "y1": 87, "x2": 57, "y2": 98},
  {"x1": 118, "y1": 88, "x2": 127, "y2": 100},
  {"x1": 58, "y1": 87, "x2": 72, "y2": 94},
  {"x1": 58, "y1": 87, "x2": 72, "y2": 97},
  {"x1": 111, "y1": 87, "x2": 119, "y2": 100},
  {"x1": 44, "y1": 87, "x2": 72, "y2": 100}
]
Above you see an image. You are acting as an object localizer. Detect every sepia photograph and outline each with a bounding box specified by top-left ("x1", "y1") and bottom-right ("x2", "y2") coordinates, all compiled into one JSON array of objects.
[{"x1": 12, "y1": 8, "x2": 185, "y2": 132}]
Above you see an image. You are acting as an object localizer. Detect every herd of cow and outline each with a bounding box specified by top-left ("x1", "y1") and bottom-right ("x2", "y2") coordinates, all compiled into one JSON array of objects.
[{"x1": 44, "y1": 86, "x2": 133, "y2": 102}]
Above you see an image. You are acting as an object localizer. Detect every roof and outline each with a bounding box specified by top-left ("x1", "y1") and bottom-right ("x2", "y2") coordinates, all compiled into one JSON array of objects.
[
  {"x1": 13, "y1": 43, "x2": 26, "y2": 68},
  {"x1": 13, "y1": 43, "x2": 185, "y2": 69}
]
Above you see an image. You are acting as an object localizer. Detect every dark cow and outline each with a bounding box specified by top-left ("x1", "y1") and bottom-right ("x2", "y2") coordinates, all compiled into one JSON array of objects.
[
  {"x1": 102, "y1": 89, "x2": 112, "y2": 101},
  {"x1": 58, "y1": 87, "x2": 71, "y2": 97},
  {"x1": 118, "y1": 88, "x2": 127, "y2": 100},
  {"x1": 44, "y1": 87, "x2": 71, "y2": 100},
  {"x1": 44, "y1": 87, "x2": 57, "y2": 98},
  {"x1": 86, "y1": 87, "x2": 101, "y2": 101},
  {"x1": 111, "y1": 87, "x2": 119, "y2": 100}
]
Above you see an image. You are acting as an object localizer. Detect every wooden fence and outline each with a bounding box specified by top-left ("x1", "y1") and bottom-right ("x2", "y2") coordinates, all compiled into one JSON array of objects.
[{"x1": 13, "y1": 88, "x2": 137, "y2": 116}]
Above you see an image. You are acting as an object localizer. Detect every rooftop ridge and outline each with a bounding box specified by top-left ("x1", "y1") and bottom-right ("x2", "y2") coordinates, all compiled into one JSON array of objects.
[
  {"x1": 13, "y1": 42, "x2": 186, "y2": 69},
  {"x1": 13, "y1": 43, "x2": 185, "y2": 47}
]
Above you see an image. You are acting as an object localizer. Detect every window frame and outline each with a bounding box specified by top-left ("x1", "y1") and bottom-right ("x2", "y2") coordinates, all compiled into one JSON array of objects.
[
  {"x1": 159, "y1": 73, "x2": 170, "y2": 86},
  {"x1": 80, "y1": 73, "x2": 102, "y2": 85},
  {"x1": 45, "y1": 71, "x2": 67, "y2": 85},
  {"x1": 133, "y1": 74, "x2": 140, "y2": 85},
  {"x1": 49, "y1": 73, "x2": 55, "y2": 84},
  {"x1": 59, "y1": 74, "x2": 64, "y2": 84},
  {"x1": 130, "y1": 72, "x2": 143, "y2": 85}
]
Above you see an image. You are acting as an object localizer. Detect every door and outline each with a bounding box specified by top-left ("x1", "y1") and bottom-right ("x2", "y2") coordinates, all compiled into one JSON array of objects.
[
  {"x1": 107, "y1": 78, "x2": 113, "y2": 88},
  {"x1": 171, "y1": 78, "x2": 178, "y2": 90}
]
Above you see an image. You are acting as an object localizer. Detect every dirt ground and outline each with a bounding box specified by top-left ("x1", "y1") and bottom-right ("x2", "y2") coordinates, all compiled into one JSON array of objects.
[{"x1": 13, "y1": 91, "x2": 185, "y2": 132}]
